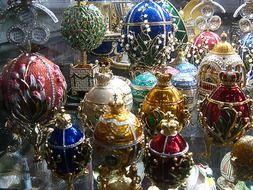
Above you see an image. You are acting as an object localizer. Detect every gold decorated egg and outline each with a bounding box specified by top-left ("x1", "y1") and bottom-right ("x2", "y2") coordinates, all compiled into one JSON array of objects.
[
  {"x1": 231, "y1": 135, "x2": 253, "y2": 181},
  {"x1": 141, "y1": 72, "x2": 190, "y2": 138},
  {"x1": 93, "y1": 96, "x2": 144, "y2": 170}
]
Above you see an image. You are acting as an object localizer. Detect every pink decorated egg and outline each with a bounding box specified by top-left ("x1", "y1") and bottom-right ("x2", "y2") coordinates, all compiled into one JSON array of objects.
[{"x1": 0, "y1": 53, "x2": 67, "y2": 124}]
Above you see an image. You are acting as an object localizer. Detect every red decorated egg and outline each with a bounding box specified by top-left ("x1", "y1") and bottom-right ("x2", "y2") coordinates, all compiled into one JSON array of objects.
[
  {"x1": 190, "y1": 31, "x2": 220, "y2": 65},
  {"x1": 145, "y1": 116, "x2": 194, "y2": 189},
  {"x1": 199, "y1": 67, "x2": 252, "y2": 145},
  {"x1": 0, "y1": 53, "x2": 67, "y2": 124}
]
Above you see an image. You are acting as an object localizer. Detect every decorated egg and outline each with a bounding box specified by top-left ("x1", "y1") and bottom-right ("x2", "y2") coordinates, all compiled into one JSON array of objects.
[
  {"x1": 199, "y1": 67, "x2": 253, "y2": 152},
  {"x1": 131, "y1": 72, "x2": 157, "y2": 103},
  {"x1": 145, "y1": 115, "x2": 194, "y2": 189},
  {"x1": 198, "y1": 33, "x2": 246, "y2": 98},
  {"x1": 93, "y1": 96, "x2": 144, "y2": 170},
  {"x1": 231, "y1": 135, "x2": 253, "y2": 181},
  {"x1": 91, "y1": 32, "x2": 123, "y2": 58},
  {"x1": 122, "y1": 0, "x2": 174, "y2": 70},
  {"x1": 1, "y1": 53, "x2": 67, "y2": 125},
  {"x1": 141, "y1": 72, "x2": 190, "y2": 138},
  {"x1": 217, "y1": 152, "x2": 236, "y2": 190},
  {"x1": 78, "y1": 67, "x2": 133, "y2": 128},
  {"x1": 45, "y1": 108, "x2": 91, "y2": 189},
  {"x1": 174, "y1": 51, "x2": 198, "y2": 76},
  {"x1": 190, "y1": 31, "x2": 220, "y2": 65},
  {"x1": 155, "y1": 0, "x2": 188, "y2": 43},
  {"x1": 61, "y1": 3, "x2": 106, "y2": 52},
  {"x1": 239, "y1": 31, "x2": 253, "y2": 72},
  {"x1": 171, "y1": 72, "x2": 197, "y2": 110}
]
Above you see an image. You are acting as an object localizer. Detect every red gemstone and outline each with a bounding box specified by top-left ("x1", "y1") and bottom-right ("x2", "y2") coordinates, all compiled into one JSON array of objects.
[{"x1": 150, "y1": 133, "x2": 187, "y2": 154}]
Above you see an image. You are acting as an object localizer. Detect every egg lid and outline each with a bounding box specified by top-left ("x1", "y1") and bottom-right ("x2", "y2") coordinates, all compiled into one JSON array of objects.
[{"x1": 211, "y1": 33, "x2": 235, "y2": 55}]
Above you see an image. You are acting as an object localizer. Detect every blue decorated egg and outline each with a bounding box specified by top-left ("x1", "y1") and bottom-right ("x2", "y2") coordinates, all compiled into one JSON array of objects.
[
  {"x1": 175, "y1": 59, "x2": 198, "y2": 77},
  {"x1": 91, "y1": 33, "x2": 123, "y2": 57},
  {"x1": 239, "y1": 32, "x2": 253, "y2": 72},
  {"x1": 131, "y1": 72, "x2": 157, "y2": 103},
  {"x1": 45, "y1": 110, "x2": 91, "y2": 177},
  {"x1": 171, "y1": 73, "x2": 197, "y2": 110},
  {"x1": 122, "y1": 0, "x2": 173, "y2": 68}
]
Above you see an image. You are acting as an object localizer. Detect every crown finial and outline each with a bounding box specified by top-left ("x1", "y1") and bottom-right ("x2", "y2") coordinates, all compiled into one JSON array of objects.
[
  {"x1": 160, "y1": 112, "x2": 179, "y2": 136},
  {"x1": 155, "y1": 72, "x2": 172, "y2": 87},
  {"x1": 54, "y1": 107, "x2": 72, "y2": 129},
  {"x1": 219, "y1": 64, "x2": 242, "y2": 87},
  {"x1": 95, "y1": 65, "x2": 113, "y2": 86}
]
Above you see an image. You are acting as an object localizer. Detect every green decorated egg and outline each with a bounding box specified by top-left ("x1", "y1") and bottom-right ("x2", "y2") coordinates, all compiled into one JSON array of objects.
[
  {"x1": 156, "y1": 0, "x2": 188, "y2": 44},
  {"x1": 61, "y1": 4, "x2": 107, "y2": 51}
]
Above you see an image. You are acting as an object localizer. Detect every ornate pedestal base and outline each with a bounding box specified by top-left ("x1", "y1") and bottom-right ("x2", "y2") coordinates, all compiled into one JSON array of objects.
[{"x1": 70, "y1": 64, "x2": 99, "y2": 95}]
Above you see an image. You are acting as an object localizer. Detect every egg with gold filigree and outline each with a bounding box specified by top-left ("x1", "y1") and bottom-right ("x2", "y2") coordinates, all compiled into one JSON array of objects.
[
  {"x1": 217, "y1": 152, "x2": 236, "y2": 190},
  {"x1": 0, "y1": 53, "x2": 67, "y2": 125},
  {"x1": 199, "y1": 67, "x2": 253, "y2": 151},
  {"x1": 239, "y1": 32, "x2": 253, "y2": 72},
  {"x1": 78, "y1": 67, "x2": 133, "y2": 128},
  {"x1": 122, "y1": 0, "x2": 174, "y2": 70},
  {"x1": 131, "y1": 72, "x2": 157, "y2": 103},
  {"x1": 189, "y1": 31, "x2": 220, "y2": 66},
  {"x1": 141, "y1": 72, "x2": 190, "y2": 138},
  {"x1": 155, "y1": 0, "x2": 188, "y2": 43},
  {"x1": 171, "y1": 73, "x2": 197, "y2": 110},
  {"x1": 231, "y1": 135, "x2": 253, "y2": 181},
  {"x1": 45, "y1": 108, "x2": 91, "y2": 189},
  {"x1": 93, "y1": 96, "x2": 144, "y2": 170},
  {"x1": 198, "y1": 33, "x2": 246, "y2": 98},
  {"x1": 145, "y1": 115, "x2": 194, "y2": 189}
]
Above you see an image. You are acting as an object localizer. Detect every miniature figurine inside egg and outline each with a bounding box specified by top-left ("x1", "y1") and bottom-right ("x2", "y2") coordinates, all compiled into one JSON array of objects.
[
  {"x1": 187, "y1": 0, "x2": 225, "y2": 66},
  {"x1": 141, "y1": 72, "x2": 190, "y2": 139},
  {"x1": 61, "y1": 0, "x2": 107, "y2": 94},
  {"x1": 198, "y1": 33, "x2": 246, "y2": 98},
  {"x1": 199, "y1": 66, "x2": 253, "y2": 157},
  {"x1": 93, "y1": 95, "x2": 144, "y2": 190},
  {"x1": 145, "y1": 113, "x2": 194, "y2": 189},
  {"x1": 122, "y1": 0, "x2": 176, "y2": 77},
  {"x1": 45, "y1": 107, "x2": 92, "y2": 190}
]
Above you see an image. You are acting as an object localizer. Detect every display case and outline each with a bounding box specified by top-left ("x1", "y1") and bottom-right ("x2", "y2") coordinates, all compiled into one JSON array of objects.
[{"x1": 0, "y1": 0, "x2": 253, "y2": 190}]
